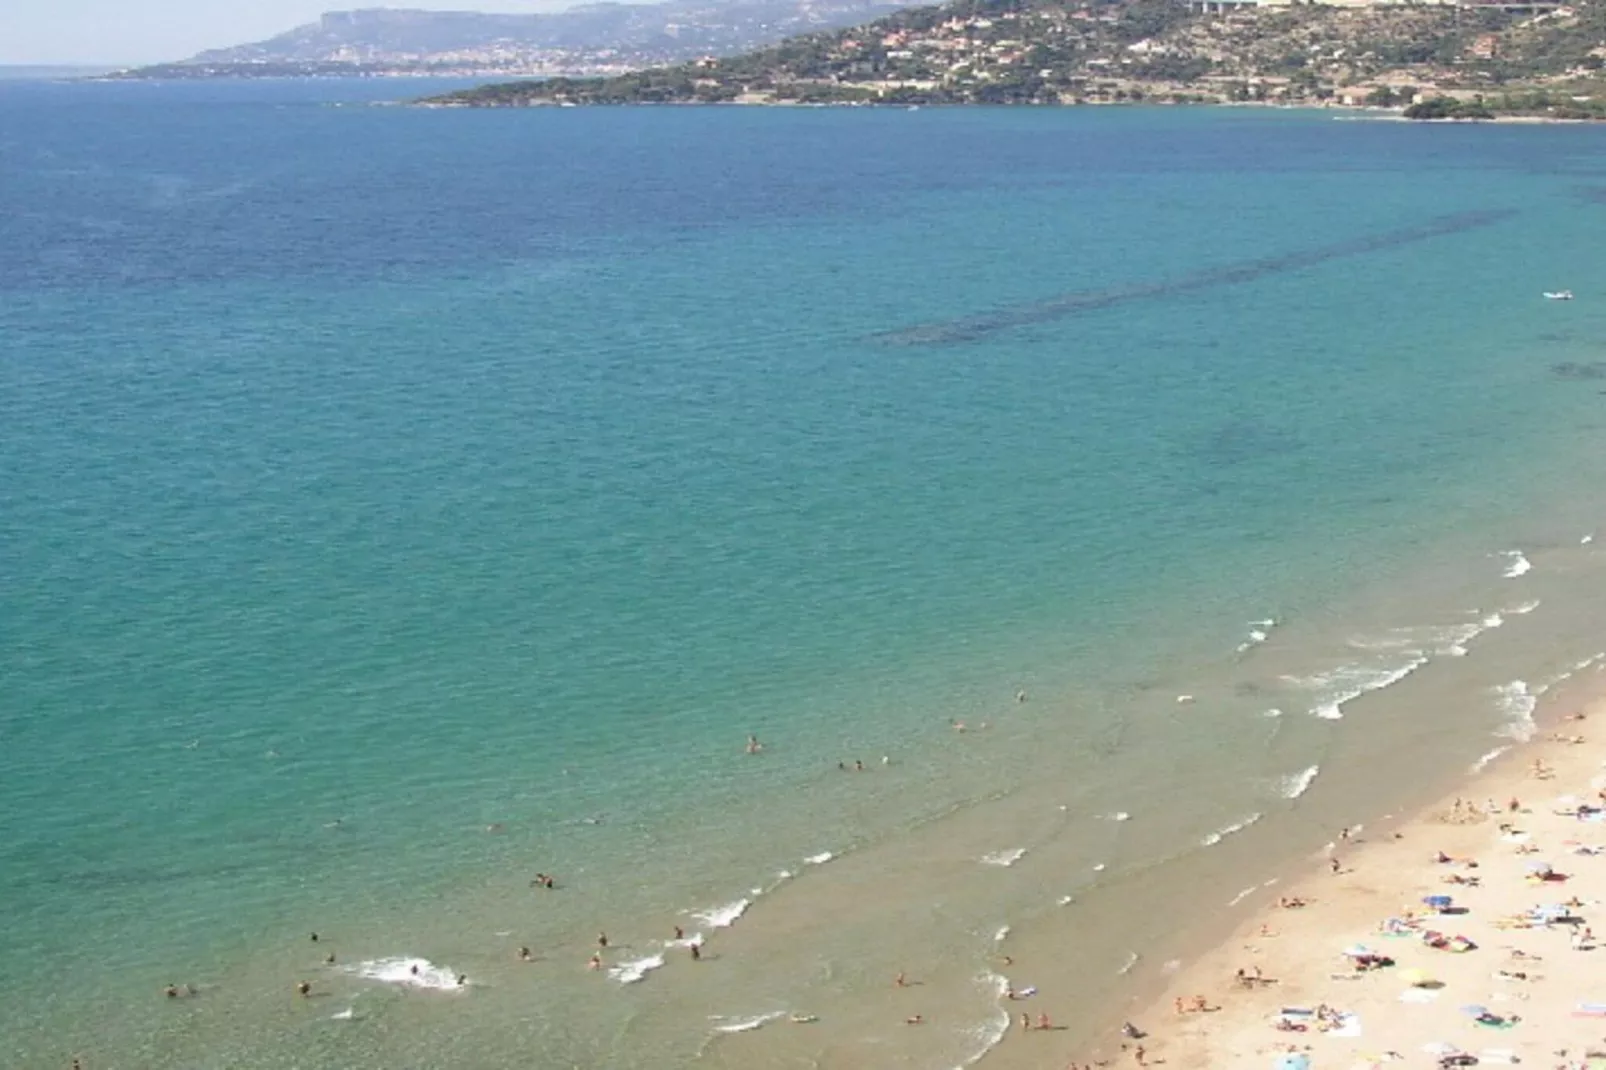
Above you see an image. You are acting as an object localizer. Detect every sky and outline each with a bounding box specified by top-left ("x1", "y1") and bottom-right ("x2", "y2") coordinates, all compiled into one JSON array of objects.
[{"x1": 0, "y1": 0, "x2": 599, "y2": 66}]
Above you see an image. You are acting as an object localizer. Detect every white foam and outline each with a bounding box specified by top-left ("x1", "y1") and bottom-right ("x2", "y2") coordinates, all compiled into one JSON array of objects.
[
  {"x1": 1102, "y1": 811, "x2": 1131, "y2": 822},
  {"x1": 1092, "y1": 862, "x2": 1107, "y2": 872},
  {"x1": 1290, "y1": 655, "x2": 1429, "y2": 719},
  {"x1": 1492, "y1": 680, "x2": 1536, "y2": 742},
  {"x1": 710, "y1": 1011, "x2": 785, "y2": 1034},
  {"x1": 1277, "y1": 765, "x2": 1320, "y2": 800},
  {"x1": 1228, "y1": 885, "x2": 1257, "y2": 906},
  {"x1": 348, "y1": 957, "x2": 464, "y2": 992},
  {"x1": 993, "y1": 925, "x2": 1010, "y2": 943},
  {"x1": 1471, "y1": 746, "x2": 1510, "y2": 773},
  {"x1": 1201, "y1": 812, "x2": 1262, "y2": 846},
  {"x1": 1236, "y1": 618, "x2": 1277, "y2": 654},
  {"x1": 1584, "y1": 533, "x2": 1595, "y2": 545},
  {"x1": 693, "y1": 898, "x2": 751, "y2": 929},
  {"x1": 1262, "y1": 708, "x2": 1283, "y2": 718},
  {"x1": 955, "y1": 973, "x2": 1013, "y2": 1069},
  {"x1": 609, "y1": 953, "x2": 665, "y2": 984},
  {"x1": 803, "y1": 851, "x2": 834, "y2": 865},
  {"x1": 1510, "y1": 600, "x2": 1540, "y2": 615},
  {"x1": 1161, "y1": 959, "x2": 1182, "y2": 974},
  {"x1": 1176, "y1": 694, "x2": 1195, "y2": 704},
  {"x1": 330, "y1": 1007, "x2": 357, "y2": 1021},
  {"x1": 1502, "y1": 550, "x2": 1532, "y2": 578},
  {"x1": 980, "y1": 848, "x2": 1026, "y2": 867},
  {"x1": 1057, "y1": 894, "x2": 1074, "y2": 906},
  {"x1": 666, "y1": 933, "x2": 704, "y2": 949},
  {"x1": 1117, "y1": 951, "x2": 1140, "y2": 975}
]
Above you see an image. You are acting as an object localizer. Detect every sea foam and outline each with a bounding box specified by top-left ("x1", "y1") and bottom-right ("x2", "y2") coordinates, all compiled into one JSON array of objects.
[
  {"x1": 1201, "y1": 812, "x2": 1262, "y2": 846},
  {"x1": 348, "y1": 957, "x2": 463, "y2": 992},
  {"x1": 1236, "y1": 618, "x2": 1277, "y2": 654},
  {"x1": 803, "y1": 851, "x2": 834, "y2": 865},
  {"x1": 1493, "y1": 680, "x2": 1536, "y2": 742},
  {"x1": 956, "y1": 973, "x2": 1013, "y2": 1068},
  {"x1": 1471, "y1": 746, "x2": 1510, "y2": 773},
  {"x1": 1502, "y1": 550, "x2": 1532, "y2": 578},
  {"x1": 1290, "y1": 655, "x2": 1428, "y2": 719},
  {"x1": 980, "y1": 848, "x2": 1027, "y2": 867},
  {"x1": 609, "y1": 953, "x2": 665, "y2": 984},
  {"x1": 709, "y1": 1011, "x2": 785, "y2": 1034},
  {"x1": 693, "y1": 898, "x2": 751, "y2": 929},
  {"x1": 1276, "y1": 765, "x2": 1320, "y2": 800}
]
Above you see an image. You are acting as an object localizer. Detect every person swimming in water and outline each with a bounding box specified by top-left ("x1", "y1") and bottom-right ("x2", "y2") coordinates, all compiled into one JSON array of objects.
[{"x1": 746, "y1": 735, "x2": 763, "y2": 754}]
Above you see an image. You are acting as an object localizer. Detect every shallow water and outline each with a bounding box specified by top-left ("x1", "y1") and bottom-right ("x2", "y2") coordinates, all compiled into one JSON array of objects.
[{"x1": 4, "y1": 80, "x2": 1606, "y2": 1068}]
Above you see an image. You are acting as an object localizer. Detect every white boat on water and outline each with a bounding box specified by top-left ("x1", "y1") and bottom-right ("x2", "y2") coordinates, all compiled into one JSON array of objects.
[{"x1": 1544, "y1": 290, "x2": 1574, "y2": 300}]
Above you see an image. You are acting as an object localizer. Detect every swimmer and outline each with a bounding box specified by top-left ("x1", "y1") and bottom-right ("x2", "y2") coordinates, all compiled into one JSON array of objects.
[
  {"x1": 1036, "y1": 1013, "x2": 1052, "y2": 1030},
  {"x1": 296, "y1": 981, "x2": 312, "y2": 997},
  {"x1": 486, "y1": 822, "x2": 505, "y2": 833},
  {"x1": 690, "y1": 943, "x2": 701, "y2": 961},
  {"x1": 310, "y1": 933, "x2": 319, "y2": 942},
  {"x1": 1016, "y1": 690, "x2": 1027, "y2": 703},
  {"x1": 854, "y1": 759, "x2": 865, "y2": 772},
  {"x1": 519, "y1": 946, "x2": 532, "y2": 961},
  {"x1": 746, "y1": 735, "x2": 763, "y2": 754},
  {"x1": 588, "y1": 954, "x2": 602, "y2": 970},
  {"x1": 324, "y1": 953, "x2": 336, "y2": 965},
  {"x1": 165, "y1": 984, "x2": 181, "y2": 999},
  {"x1": 952, "y1": 719, "x2": 967, "y2": 733},
  {"x1": 597, "y1": 932, "x2": 608, "y2": 949},
  {"x1": 895, "y1": 972, "x2": 906, "y2": 987},
  {"x1": 456, "y1": 974, "x2": 467, "y2": 987},
  {"x1": 674, "y1": 925, "x2": 684, "y2": 941}
]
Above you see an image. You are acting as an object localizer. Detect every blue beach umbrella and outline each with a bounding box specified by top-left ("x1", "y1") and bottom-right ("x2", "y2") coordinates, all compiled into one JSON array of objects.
[
  {"x1": 1423, "y1": 895, "x2": 1452, "y2": 910},
  {"x1": 1273, "y1": 1054, "x2": 1311, "y2": 1070},
  {"x1": 1459, "y1": 1004, "x2": 1490, "y2": 1019}
]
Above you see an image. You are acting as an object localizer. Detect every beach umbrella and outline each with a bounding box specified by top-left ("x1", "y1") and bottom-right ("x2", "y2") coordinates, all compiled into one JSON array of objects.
[
  {"x1": 1273, "y1": 1054, "x2": 1311, "y2": 1070},
  {"x1": 1458, "y1": 1004, "x2": 1489, "y2": 1019},
  {"x1": 1423, "y1": 895, "x2": 1452, "y2": 910},
  {"x1": 1342, "y1": 944, "x2": 1373, "y2": 958},
  {"x1": 1399, "y1": 968, "x2": 1433, "y2": 986}
]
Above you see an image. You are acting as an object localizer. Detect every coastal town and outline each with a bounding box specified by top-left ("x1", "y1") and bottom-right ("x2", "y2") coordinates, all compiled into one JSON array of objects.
[{"x1": 428, "y1": 0, "x2": 1606, "y2": 114}]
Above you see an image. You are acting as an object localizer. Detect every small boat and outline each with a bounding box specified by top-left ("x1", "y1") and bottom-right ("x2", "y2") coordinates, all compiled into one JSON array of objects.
[{"x1": 1544, "y1": 290, "x2": 1574, "y2": 300}]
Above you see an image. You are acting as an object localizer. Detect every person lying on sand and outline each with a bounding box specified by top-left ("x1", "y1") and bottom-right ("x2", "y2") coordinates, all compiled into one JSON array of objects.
[{"x1": 1278, "y1": 896, "x2": 1310, "y2": 909}]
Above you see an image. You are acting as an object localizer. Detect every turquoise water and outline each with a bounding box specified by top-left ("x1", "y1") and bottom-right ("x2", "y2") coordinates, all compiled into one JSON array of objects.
[{"x1": 6, "y1": 80, "x2": 1606, "y2": 1068}]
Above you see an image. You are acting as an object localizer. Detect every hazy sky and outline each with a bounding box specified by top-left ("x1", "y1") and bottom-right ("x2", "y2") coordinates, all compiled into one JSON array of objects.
[{"x1": 0, "y1": 0, "x2": 596, "y2": 66}]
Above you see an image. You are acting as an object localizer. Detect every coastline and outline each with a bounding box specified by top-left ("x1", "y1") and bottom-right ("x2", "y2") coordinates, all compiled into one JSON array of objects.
[{"x1": 1058, "y1": 669, "x2": 1606, "y2": 1070}]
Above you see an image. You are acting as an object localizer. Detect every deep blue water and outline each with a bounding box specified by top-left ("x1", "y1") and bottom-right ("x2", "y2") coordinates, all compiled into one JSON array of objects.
[{"x1": 5, "y1": 78, "x2": 1606, "y2": 1068}]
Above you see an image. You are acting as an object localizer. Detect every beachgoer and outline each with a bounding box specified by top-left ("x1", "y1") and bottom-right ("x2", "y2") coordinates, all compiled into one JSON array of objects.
[
  {"x1": 544, "y1": 875, "x2": 555, "y2": 888},
  {"x1": 1037, "y1": 1013, "x2": 1052, "y2": 1030},
  {"x1": 1174, "y1": 996, "x2": 1186, "y2": 1013},
  {"x1": 674, "y1": 926, "x2": 684, "y2": 941},
  {"x1": 165, "y1": 984, "x2": 180, "y2": 999},
  {"x1": 456, "y1": 974, "x2": 466, "y2": 987},
  {"x1": 310, "y1": 932, "x2": 319, "y2": 942},
  {"x1": 838, "y1": 761, "x2": 847, "y2": 771},
  {"x1": 410, "y1": 965, "x2": 420, "y2": 977},
  {"x1": 895, "y1": 972, "x2": 906, "y2": 987},
  {"x1": 906, "y1": 1014, "x2": 923, "y2": 1025},
  {"x1": 597, "y1": 932, "x2": 608, "y2": 949},
  {"x1": 855, "y1": 759, "x2": 865, "y2": 772},
  {"x1": 588, "y1": 954, "x2": 602, "y2": 970},
  {"x1": 296, "y1": 981, "x2": 311, "y2": 997},
  {"x1": 881, "y1": 755, "x2": 890, "y2": 765},
  {"x1": 1134, "y1": 1044, "x2": 1147, "y2": 1066},
  {"x1": 324, "y1": 953, "x2": 336, "y2": 965},
  {"x1": 1020, "y1": 1011, "x2": 1031, "y2": 1031},
  {"x1": 519, "y1": 946, "x2": 532, "y2": 961},
  {"x1": 1339, "y1": 826, "x2": 1352, "y2": 842},
  {"x1": 1329, "y1": 857, "x2": 1341, "y2": 874},
  {"x1": 1016, "y1": 690, "x2": 1027, "y2": 703},
  {"x1": 690, "y1": 943, "x2": 701, "y2": 961},
  {"x1": 746, "y1": 735, "x2": 762, "y2": 754}
]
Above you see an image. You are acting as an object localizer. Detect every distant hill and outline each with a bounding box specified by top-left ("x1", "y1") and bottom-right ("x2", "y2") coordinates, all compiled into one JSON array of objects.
[
  {"x1": 110, "y1": 3, "x2": 920, "y2": 78},
  {"x1": 421, "y1": 0, "x2": 1606, "y2": 114}
]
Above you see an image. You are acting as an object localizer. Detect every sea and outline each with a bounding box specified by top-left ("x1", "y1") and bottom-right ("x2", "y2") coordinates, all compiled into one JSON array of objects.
[{"x1": 4, "y1": 76, "x2": 1606, "y2": 1070}]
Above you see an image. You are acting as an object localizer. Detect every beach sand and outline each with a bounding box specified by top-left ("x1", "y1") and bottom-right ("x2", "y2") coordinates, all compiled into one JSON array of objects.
[{"x1": 1046, "y1": 685, "x2": 1606, "y2": 1070}]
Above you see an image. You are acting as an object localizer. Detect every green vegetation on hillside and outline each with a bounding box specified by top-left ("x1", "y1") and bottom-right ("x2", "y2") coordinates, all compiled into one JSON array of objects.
[{"x1": 420, "y1": 0, "x2": 1606, "y2": 113}]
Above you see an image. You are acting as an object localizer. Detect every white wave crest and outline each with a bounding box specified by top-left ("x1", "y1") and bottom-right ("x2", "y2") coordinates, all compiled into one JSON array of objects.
[
  {"x1": 993, "y1": 925, "x2": 1010, "y2": 943},
  {"x1": 1201, "y1": 812, "x2": 1262, "y2": 846},
  {"x1": 956, "y1": 974, "x2": 1013, "y2": 1068},
  {"x1": 710, "y1": 1011, "x2": 786, "y2": 1034},
  {"x1": 1102, "y1": 811, "x2": 1131, "y2": 822},
  {"x1": 1236, "y1": 618, "x2": 1277, "y2": 654},
  {"x1": 980, "y1": 848, "x2": 1026, "y2": 867},
  {"x1": 348, "y1": 957, "x2": 464, "y2": 992},
  {"x1": 1277, "y1": 765, "x2": 1320, "y2": 799},
  {"x1": 1470, "y1": 746, "x2": 1510, "y2": 773},
  {"x1": 803, "y1": 851, "x2": 834, "y2": 865},
  {"x1": 1493, "y1": 680, "x2": 1536, "y2": 741},
  {"x1": 1227, "y1": 885, "x2": 1257, "y2": 906},
  {"x1": 1584, "y1": 533, "x2": 1595, "y2": 545},
  {"x1": 1502, "y1": 550, "x2": 1532, "y2": 578},
  {"x1": 1290, "y1": 655, "x2": 1428, "y2": 719},
  {"x1": 1117, "y1": 950, "x2": 1140, "y2": 975},
  {"x1": 1510, "y1": 600, "x2": 1540, "y2": 615},
  {"x1": 693, "y1": 898, "x2": 752, "y2": 929},
  {"x1": 609, "y1": 953, "x2": 665, "y2": 984}
]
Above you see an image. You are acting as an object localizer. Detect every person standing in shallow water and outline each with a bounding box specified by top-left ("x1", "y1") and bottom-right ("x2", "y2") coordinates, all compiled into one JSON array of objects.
[{"x1": 746, "y1": 735, "x2": 762, "y2": 754}]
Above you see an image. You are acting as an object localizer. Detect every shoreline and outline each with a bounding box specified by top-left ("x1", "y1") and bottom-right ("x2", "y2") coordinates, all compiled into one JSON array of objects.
[{"x1": 1066, "y1": 668, "x2": 1606, "y2": 1070}]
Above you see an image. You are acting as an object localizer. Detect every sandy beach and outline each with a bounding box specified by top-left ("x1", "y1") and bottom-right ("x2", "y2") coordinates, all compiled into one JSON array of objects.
[{"x1": 1051, "y1": 679, "x2": 1606, "y2": 1070}]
